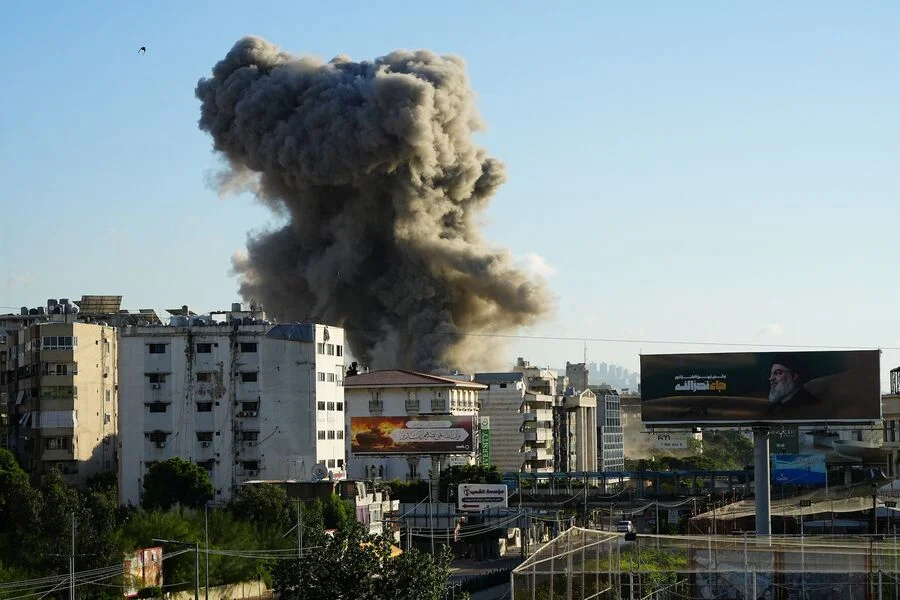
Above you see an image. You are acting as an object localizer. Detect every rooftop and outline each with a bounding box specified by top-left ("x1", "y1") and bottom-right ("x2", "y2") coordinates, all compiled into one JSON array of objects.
[{"x1": 344, "y1": 369, "x2": 486, "y2": 390}]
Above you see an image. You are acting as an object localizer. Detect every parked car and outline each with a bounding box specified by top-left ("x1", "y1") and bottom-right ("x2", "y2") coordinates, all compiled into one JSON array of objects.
[{"x1": 616, "y1": 520, "x2": 634, "y2": 533}]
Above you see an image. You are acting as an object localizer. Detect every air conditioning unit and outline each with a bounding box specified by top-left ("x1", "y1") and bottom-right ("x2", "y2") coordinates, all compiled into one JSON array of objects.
[
  {"x1": 201, "y1": 442, "x2": 211, "y2": 448},
  {"x1": 155, "y1": 442, "x2": 165, "y2": 448},
  {"x1": 237, "y1": 411, "x2": 247, "y2": 417},
  {"x1": 248, "y1": 442, "x2": 256, "y2": 447},
  {"x1": 151, "y1": 383, "x2": 161, "y2": 390},
  {"x1": 247, "y1": 411, "x2": 258, "y2": 417}
]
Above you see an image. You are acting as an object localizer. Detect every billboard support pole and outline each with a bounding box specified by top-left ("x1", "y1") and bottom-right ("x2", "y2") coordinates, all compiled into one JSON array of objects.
[{"x1": 753, "y1": 427, "x2": 772, "y2": 535}]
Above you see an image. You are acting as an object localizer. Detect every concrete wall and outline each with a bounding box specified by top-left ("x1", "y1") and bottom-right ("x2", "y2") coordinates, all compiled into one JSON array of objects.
[{"x1": 118, "y1": 323, "x2": 344, "y2": 506}]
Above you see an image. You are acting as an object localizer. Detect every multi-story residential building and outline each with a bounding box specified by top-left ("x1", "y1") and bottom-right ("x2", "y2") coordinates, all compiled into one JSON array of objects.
[
  {"x1": 117, "y1": 304, "x2": 345, "y2": 506},
  {"x1": 3, "y1": 309, "x2": 118, "y2": 486},
  {"x1": 473, "y1": 371, "x2": 555, "y2": 474},
  {"x1": 554, "y1": 388, "x2": 598, "y2": 472},
  {"x1": 595, "y1": 386, "x2": 625, "y2": 471},
  {"x1": 883, "y1": 367, "x2": 900, "y2": 478},
  {"x1": 343, "y1": 370, "x2": 484, "y2": 484}
]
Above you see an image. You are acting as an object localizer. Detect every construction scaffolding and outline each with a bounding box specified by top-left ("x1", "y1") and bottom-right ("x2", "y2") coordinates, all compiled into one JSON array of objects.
[{"x1": 511, "y1": 526, "x2": 900, "y2": 599}]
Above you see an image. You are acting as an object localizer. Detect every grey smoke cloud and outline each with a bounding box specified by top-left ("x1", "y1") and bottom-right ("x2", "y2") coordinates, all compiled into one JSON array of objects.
[{"x1": 196, "y1": 36, "x2": 551, "y2": 372}]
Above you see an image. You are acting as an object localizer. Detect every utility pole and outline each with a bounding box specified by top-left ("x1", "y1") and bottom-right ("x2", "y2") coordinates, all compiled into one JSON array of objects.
[
  {"x1": 70, "y1": 512, "x2": 75, "y2": 600},
  {"x1": 204, "y1": 505, "x2": 210, "y2": 600},
  {"x1": 153, "y1": 538, "x2": 200, "y2": 600}
]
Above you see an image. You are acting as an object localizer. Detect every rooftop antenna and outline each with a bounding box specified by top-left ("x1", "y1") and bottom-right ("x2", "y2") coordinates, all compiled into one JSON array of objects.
[{"x1": 583, "y1": 339, "x2": 587, "y2": 365}]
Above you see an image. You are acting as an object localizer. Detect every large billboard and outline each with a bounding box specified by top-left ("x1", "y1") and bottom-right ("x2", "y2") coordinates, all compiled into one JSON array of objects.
[
  {"x1": 772, "y1": 454, "x2": 826, "y2": 485},
  {"x1": 640, "y1": 350, "x2": 880, "y2": 425},
  {"x1": 350, "y1": 416, "x2": 474, "y2": 454}
]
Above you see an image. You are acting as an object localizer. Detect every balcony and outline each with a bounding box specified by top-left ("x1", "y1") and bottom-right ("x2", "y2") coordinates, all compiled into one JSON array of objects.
[
  {"x1": 524, "y1": 429, "x2": 551, "y2": 442},
  {"x1": 42, "y1": 448, "x2": 75, "y2": 461},
  {"x1": 524, "y1": 447, "x2": 553, "y2": 461},
  {"x1": 522, "y1": 409, "x2": 553, "y2": 422}
]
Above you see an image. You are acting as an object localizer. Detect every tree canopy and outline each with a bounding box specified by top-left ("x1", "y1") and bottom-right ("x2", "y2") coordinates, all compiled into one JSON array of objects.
[{"x1": 142, "y1": 458, "x2": 214, "y2": 510}]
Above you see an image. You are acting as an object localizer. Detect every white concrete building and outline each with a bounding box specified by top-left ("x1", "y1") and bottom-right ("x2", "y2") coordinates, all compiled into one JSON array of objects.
[
  {"x1": 343, "y1": 370, "x2": 485, "y2": 483},
  {"x1": 473, "y1": 372, "x2": 556, "y2": 474},
  {"x1": 118, "y1": 305, "x2": 345, "y2": 506}
]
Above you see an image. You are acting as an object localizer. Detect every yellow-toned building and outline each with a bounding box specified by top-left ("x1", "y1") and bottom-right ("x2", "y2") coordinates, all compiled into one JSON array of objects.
[{"x1": 5, "y1": 319, "x2": 117, "y2": 485}]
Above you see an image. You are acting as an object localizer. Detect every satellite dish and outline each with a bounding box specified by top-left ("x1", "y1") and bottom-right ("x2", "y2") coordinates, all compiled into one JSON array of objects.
[{"x1": 312, "y1": 464, "x2": 328, "y2": 481}]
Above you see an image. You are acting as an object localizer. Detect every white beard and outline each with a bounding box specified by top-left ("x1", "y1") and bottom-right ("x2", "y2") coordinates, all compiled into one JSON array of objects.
[{"x1": 769, "y1": 379, "x2": 799, "y2": 404}]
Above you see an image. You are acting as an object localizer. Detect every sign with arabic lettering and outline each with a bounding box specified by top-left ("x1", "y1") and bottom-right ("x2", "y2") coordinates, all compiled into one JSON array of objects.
[
  {"x1": 640, "y1": 350, "x2": 880, "y2": 426},
  {"x1": 458, "y1": 483, "x2": 508, "y2": 511},
  {"x1": 350, "y1": 416, "x2": 474, "y2": 454}
]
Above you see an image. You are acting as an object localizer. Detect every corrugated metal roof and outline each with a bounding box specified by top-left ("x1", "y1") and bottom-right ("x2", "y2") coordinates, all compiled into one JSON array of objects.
[{"x1": 344, "y1": 369, "x2": 486, "y2": 389}]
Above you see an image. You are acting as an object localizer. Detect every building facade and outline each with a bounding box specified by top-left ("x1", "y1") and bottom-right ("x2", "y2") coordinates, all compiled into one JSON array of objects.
[
  {"x1": 3, "y1": 317, "x2": 118, "y2": 486},
  {"x1": 555, "y1": 389, "x2": 598, "y2": 472},
  {"x1": 118, "y1": 306, "x2": 345, "y2": 506},
  {"x1": 474, "y1": 372, "x2": 556, "y2": 474},
  {"x1": 597, "y1": 388, "x2": 625, "y2": 471},
  {"x1": 343, "y1": 370, "x2": 484, "y2": 483}
]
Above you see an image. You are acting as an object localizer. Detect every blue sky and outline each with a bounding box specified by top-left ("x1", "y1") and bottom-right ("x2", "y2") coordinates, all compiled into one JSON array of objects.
[{"x1": 2, "y1": 2, "x2": 899, "y2": 384}]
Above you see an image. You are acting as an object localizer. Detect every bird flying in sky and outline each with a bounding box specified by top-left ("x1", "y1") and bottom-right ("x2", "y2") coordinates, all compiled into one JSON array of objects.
[{"x1": 138, "y1": 46, "x2": 146, "y2": 54}]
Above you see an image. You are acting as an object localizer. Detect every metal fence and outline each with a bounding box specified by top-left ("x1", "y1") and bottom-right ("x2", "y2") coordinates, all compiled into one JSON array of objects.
[{"x1": 512, "y1": 526, "x2": 900, "y2": 599}]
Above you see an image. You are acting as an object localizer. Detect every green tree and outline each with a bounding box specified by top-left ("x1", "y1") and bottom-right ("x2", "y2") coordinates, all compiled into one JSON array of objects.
[
  {"x1": 228, "y1": 483, "x2": 293, "y2": 529},
  {"x1": 387, "y1": 480, "x2": 428, "y2": 503},
  {"x1": 142, "y1": 458, "x2": 214, "y2": 510},
  {"x1": 439, "y1": 465, "x2": 502, "y2": 502},
  {"x1": 271, "y1": 523, "x2": 452, "y2": 600},
  {"x1": 323, "y1": 493, "x2": 353, "y2": 530},
  {"x1": 0, "y1": 450, "x2": 40, "y2": 570}
]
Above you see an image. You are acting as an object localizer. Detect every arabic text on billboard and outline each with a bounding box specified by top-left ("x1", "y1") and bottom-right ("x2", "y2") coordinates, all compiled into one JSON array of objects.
[
  {"x1": 772, "y1": 454, "x2": 826, "y2": 485},
  {"x1": 458, "y1": 483, "x2": 509, "y2": 511},
  {"x1": 640, "y1": 350, "x2": 880, "y2": 425},
  {"x1": 350, "y1": 416, "x2": 474, "y2": 454}
]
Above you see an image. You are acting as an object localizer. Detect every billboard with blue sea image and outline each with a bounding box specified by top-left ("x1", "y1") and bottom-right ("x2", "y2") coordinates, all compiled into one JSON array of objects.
[{"x1": 772, "y1": 454, "x2": 826, "y2": 485}]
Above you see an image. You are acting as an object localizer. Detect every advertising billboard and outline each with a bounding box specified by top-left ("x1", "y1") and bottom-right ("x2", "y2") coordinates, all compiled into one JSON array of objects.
[
  {"x1": 458, "y1": 483, "x2": 509, "y2": 511},
  {"x1": 651, "y1": 432, "x2": 690, "y2": 451},
  {"x1": 350, "y1": 416, "x2": 474, "y2": 454},
  {"x1": 640, "y1": 350, "x2": 880, "y2": 425},
  {"x1": 123, "y1": 547, "x2": 163, "y2": 597},
  {"x1": 770, "y1": 425, "x2": 800, "y2": 454},
  {"x1": 772, "y1": 454, "x2": 826, "y2": 485}
]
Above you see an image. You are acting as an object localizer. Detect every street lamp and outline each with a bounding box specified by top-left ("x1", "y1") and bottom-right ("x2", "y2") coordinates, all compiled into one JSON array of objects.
[{"x1": 153, "y1": 538, "x2": 200, "y2": 600}]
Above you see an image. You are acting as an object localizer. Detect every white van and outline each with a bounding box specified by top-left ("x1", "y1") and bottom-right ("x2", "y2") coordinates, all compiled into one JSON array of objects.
[{"x1": 616, "y1": 520, "x2": 635, "y2": 533}]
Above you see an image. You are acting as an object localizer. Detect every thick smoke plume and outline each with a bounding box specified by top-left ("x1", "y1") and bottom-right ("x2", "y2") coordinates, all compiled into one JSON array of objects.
[{"x1": 196, "y1": 36, "x2": 551, "y2": 372}]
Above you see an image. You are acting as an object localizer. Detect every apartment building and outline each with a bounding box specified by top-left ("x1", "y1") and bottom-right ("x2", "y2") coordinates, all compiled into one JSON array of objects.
[
  {"x1": 118, "y1": 304, "x2": 345, "y2": 506},
  {"x1": 555, "y1": 388, "x2": 598, "y2": 472},
  {"x1": 343, "y1": 370, "x2": 484, "y2": 483},
  {"x1": 473, "y1": 371, "x2": 556, "y2": 474},
  {"x1": 595, "y1": 387, "x2": 625, "y2": 471},
  {"x1": 2, "y1": 312, "x2": 118, "y2": 486}
]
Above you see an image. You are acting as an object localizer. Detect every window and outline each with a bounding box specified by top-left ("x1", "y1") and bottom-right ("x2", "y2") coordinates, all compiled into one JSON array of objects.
[
  {"x1": 197, "y1": 343, "x2": 212, "y2": 354},
  {"x1": 327, "y1": 401, "x2": 335, "y2": 411},
  {"x1": 42, "y1": 336, "x2": 78, "y2": 350},
  {"x1": 240, "y1": 342, "x2": 258, "y2": 353},
  {"x1": 317, "y1": 401, "x2": 326, "y2": 411},
  {"x1": 327, "y1": 430, "x2": 336, "y2": 439},
  {"x1": 104, "y1": 413, "x2": 111, "y2": 424},
  {"x1": 197, "y1": 402, "x2": 213, "y2": 412},
  {"x1": 326, "y1": 373, "x2": 335, "y2": 382},
  {"x1": 241, "y1": 431, "x2": 259, "y2": 442},
  {"x1": 336, "y1": 371, "x2": 343, "y2": 386},
  {"x1": 148, "y1": 344, "x2": 166, "y2": 354},
  {"x1": 337, "y1": 459, "x2": 344, "y2": 468},
  {"x1": 242, "y1": 460, "x2": 259, "y2": 471},
  {"x1": 336, "y1": 402, "x2": 343, "y2": 411},
  {"x1": 337, "y1": 430, "x2": 344, "y2": 440},
  {"x1": 317, "y1": 372, "x2": 325, "y2": 382},
  {"x1": 41, "y1": 386, "x2": 77, "y2": 399},
  {"x1": 197, "y1": 459, "x2": 214, "y2": 471},
  {"x1": 44, "y1": 437, "x2": 70, "y2": 450},
  {"x1": 197, "y1": 372, "x2": 212, "y2": 382},
  {"x1": 317, "y1": 431, "x2": 326, "y2": 440},
  {"x1": 106, "y1": 390, "x2": 111, "y2": 402},
  {"x1": 241, "y1": 401, "x2": 259, "y2": 412},
  {"x1": 327, "y1": 459, "x2": 336, "y2": 468},
  {"x1": 317, "y1": 343, "x2": 325, "y2": 354},
  {"x1": 147, "y1": 373, "x2": 166, "y2": 384},
  {"x1": 196, "y1": 431, "x2": 213, "y2": 442},
  {"x1": 240, "y1": 372, "x2": 258, "y2": 383},
  {"x1": 54, "y1": 364, "x2": 68, "y2": 376},
  {"x1": 336, "y1": 345, "x2": 343, "y2": 357},
  {"x1": 148, "y1": 431, "x2": 167, "y2": 443},
  {"x1": 327, "y1": 344, "x2": 335, "y2": 355}
]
